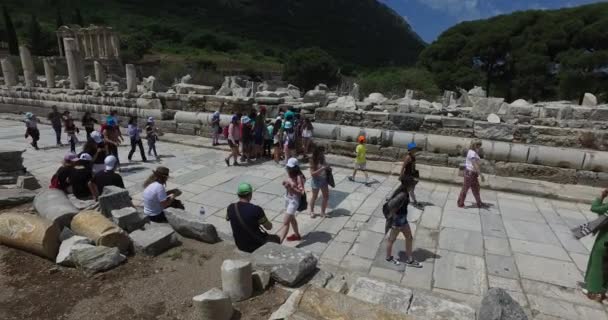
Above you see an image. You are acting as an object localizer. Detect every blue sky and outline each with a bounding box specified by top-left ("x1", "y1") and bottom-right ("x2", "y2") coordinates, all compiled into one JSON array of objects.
[{"x1": 380, "y1": 0, "x2": 607, "y2": 43}]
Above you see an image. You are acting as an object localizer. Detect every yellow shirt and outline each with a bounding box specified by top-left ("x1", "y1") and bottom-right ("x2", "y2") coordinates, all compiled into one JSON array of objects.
[{"x1": 356, "y1": 144, "x2": 367, "y2": 164}]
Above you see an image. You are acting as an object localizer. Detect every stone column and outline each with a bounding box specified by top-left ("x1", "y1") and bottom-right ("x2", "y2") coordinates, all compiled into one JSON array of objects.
[
  {"x1": 89, "y1": 33, "x2": 96, "y2": 58},
  {"x1": 63, "y1": 38, "x2": 85, "y2": 89},
  {"x1": 57, "y1": 35, "x2": 64, "y2": 57},
  {"x1": 19, "y1": 46, "x2": 36, "y2": 87},
  {"x1": 192, "y1": 288, "x2": 233, "y2": 320},
  {"x1": 96, "y1": 33, "x2": 103, "y2": 59},
  {"x1": 220, "y1": 260, "x2": 252, "y2": 301},
  {"x1": 82, "y1": 31, "x2": 90, "y2": 58},
  {"x1": 111, "y1": 34, "x2": 120, "y2": 58},
  {"x1": 125, "y1": 64, "x2": 137, "y2": 93},
  {"x1": 43, "y1": 58, "x2": 55, "y2": 88},
  {"x1": 94, "y1": 61, "x2": 106, "y2": 84},
  {"x1": 1, "y1": 58, "x2": 18, "y2": 87}
]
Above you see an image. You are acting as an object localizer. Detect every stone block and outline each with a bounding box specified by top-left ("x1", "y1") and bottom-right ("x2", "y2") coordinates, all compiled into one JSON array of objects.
[
  {"x1": 71, "y1": 245, "x2": 126, "y2": 274},
  {"x1": 391, "y1": 131, "x2": 415, "y2": 148},
  {"x1": 56, "y1": 236, "x2": 94, "y2": 266},
  {"x1": 16, "y1": 175, "x2": 41, "y2": 190},
  {"x1": 269, "y1": 290, "x2": 303, "y2": 320},
  {"x1": 111, "y1": 207, "x2": 147, "y2": 232},
  {"x1": 252, "y1": 270, "x2": 271, "y2": 291},
  {"x1": 478, "y1": 288, "x2": 529, "y2": 320},
  {"x1": 326, "y1": 276, "x2": 348, "y2": 293},
  {"x1": 192, "y1": 288, "x2": 233, "y2": 320},
  {"x1": 164, "y1": 208, "x2": 220, "y2": 243},
  {"x1": 221, "y1": 259, "x2": 253, "y2": 301},
  {"x1": 426, "y1": 134, "x2": 470, "y2": 156},
  {"x1": 98, "y1": 186, "x2": 131, "y2": 217},
  {"x1": 338, "y1": 125, "x2": 364, "y2": 143},
  {"x1": 312, "y1": 122, "x2": 339, "y2": 140},
  {"x1": 347, "y1": 277, "x2": 412, "y2": 315},
  {"x1": 0, "y1": 188, "x2": 37, "y2": 210},
  {"x1": 309, "y1": 270, "x2": 333, "y2": 288},
  {"x1": 408, "y1": 291, "x2": 476, "y2": 320},
  {"x1": 174, "y1": 83, "x2": 214, "y2": 95},
  {"x1": 389, "y1": 113, "x2": 425, "y2": 131},
  {"x1": 129, "y1": 224, "x2": 179, "y2": 256},
  {"x1": 442, "y1": 117, "x2": 474, "y2": 128},
  {"x1": 582, "y1": 150, "x2": 608, "y2": 172},
  {"x1": 251, "y1": 242, "x2": 318, "y2": 287},
  {"x1": 0, "y1": 212, "x2": 60, "y2": 260},
  {"x1": 527, "y1": 146, "x2": 585, "y2": 169},
  {"x1": 474, "y1": 122, "x2": 516, "y2": 141}
]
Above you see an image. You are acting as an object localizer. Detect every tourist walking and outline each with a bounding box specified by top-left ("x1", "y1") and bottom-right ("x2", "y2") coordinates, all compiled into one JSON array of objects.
[
  {"x1": 226, "y1": 182, "x2": 278, "y2": 253},
  {"x1": 385, "y1": 185, "x2": 422, "y2": 268},
  {"x1": 400, "y1": 142, "x2": 420, "y2": 207},
  {"x1": 272, "y1": 117, "x2": 283, "y2": 163},
  {"x1": 24, "y1": 112, "x2": 40, "y2": 150},
  {"x1": 211, "y1": 111, "x2": 221, "y2": 146},
  {"x1": 81, "y1": 112, "x2": 98, "y2": 142},
  {"x1": 241, "y1": 116, "x2": 253, "y2": 162},
  {"x1": 63, "y1": 111, "x2": 79, "y2": 153},
  {"x1": 582, "y1": 188, "x2": 608, "y2": 302},
  {"x1": 283, "y1": 120, "x2": 296, "y2": 160},
  {"x1": 145, "y1": 117, "x2": 159, "y2": 158},
  {"x1": 279, "y1": 158, "x2": 305, "y2": 242},
  {"x1": 309, "y1": 145, "x2": 330, "y2": 218},
  {"x1": 263, "y1": 119, "x2": 273, "y2": 158},
  {"x1": 47, "y1": 105, "x2": 63, "y2": 146},
  {"x1": 127, "y1": 117, "x2": 147, "y2": 162},
  {"x1": 349, "y1": 135, "x2": 369, "y2": 184},
  {"x1": 102, "y1": 117, "x2": 122, "y2": 167},
  {"x1": 225, "y1": 115, "x2": 241, "y2": 166},
  {"x1": 89, "y1": 155, "x2": 125, "y2": 200},
  {"x1": 457, "y1": 139, "x2": 487, "y2": 208},
  {"x1": 253, "y1": 107, "x2": 267, "y2": 159},
  {"x1": 142, "y1": 167, "x2": 182, "y2": 222},
  {"x1": 301, "y1": 118, "x2": 314, "y2": 155}
]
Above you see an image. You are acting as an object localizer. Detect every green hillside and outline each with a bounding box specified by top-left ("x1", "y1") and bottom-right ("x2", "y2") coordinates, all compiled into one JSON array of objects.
[
  {"x1": 1, "y1": 0, "x2": 425, "y2": 73},
  {"x1": 418, "y1": 2, "x2": 608, "y2": 102}
]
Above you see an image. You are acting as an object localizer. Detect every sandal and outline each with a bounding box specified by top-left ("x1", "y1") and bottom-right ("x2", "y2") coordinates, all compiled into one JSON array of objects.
[
  {"x1": 286, "y1": 234, "x2": 301, "y2": 242},
  {"x1": 585, "y1": 291, "x2": 606, "y2": 303}
]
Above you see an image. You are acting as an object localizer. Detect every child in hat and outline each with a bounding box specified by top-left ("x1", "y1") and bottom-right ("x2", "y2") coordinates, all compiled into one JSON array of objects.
[
  {"x1": 349, "y1": 135, "x2": 369, "y2": 185},
  {"x1": 24, "y1": 112, "x2": 40, "y2": 150},
  {"x1": 146, "y1": 117, "x2": 159, "y2": 158}
]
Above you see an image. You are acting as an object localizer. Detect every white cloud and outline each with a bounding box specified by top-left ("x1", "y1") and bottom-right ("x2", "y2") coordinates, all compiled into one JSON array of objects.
[{"x1": 413, "y1": 0, "x2": 483, "y2": 20}]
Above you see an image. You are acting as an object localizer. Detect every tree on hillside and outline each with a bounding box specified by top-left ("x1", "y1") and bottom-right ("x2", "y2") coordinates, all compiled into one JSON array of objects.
[
  {"x1": 72, "y1": 8, "x2": 84, "y2": 26},
  {"x1": 283, "y1": 47, "x2": 339, "y2": 90},
  {"x1": 29, "y1": 15, "x2": 43, "y2": 55},
  {"x1": 2, "y1": 6, "x2": 19, "y2": 55},
  {"x1": 56, "y1": 8, "x2": 64, "y2": 28}
]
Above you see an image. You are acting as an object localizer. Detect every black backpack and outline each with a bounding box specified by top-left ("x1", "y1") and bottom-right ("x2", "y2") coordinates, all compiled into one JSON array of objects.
[{"x1": 382, "y1": 185, "x2": 409, "y2": 233}]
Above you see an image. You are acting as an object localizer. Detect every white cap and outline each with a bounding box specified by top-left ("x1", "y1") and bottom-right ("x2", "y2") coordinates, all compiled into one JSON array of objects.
[
  {"x1": 90, "y1": 131, "x2": 103, "y2": 144},
  {"x1": 147, "y1": 117, "x2": 154, "y2": 122},
  {"x1": 104, "y1": 155, "x2": 117, "y2": 171},
  {"x1": 79, "y1": 153, "x2": 92, "y2": 161},
  {"x1": 286, "y1": 157, "x2": 299, "y2": 168}
]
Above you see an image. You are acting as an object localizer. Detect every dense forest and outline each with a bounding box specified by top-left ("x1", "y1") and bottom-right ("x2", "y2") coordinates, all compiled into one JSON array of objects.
[
  {"x1": 0, "y1": 0, "x2": 425, "y2": 71},
  {"x1": 419, "y1": 2, "x2": 608, "y2": 103}
]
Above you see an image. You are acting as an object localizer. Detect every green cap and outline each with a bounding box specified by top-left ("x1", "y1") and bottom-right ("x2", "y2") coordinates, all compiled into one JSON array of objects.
[{"x1": 237, "y1": 182, "x2": 253, "y2": 196}]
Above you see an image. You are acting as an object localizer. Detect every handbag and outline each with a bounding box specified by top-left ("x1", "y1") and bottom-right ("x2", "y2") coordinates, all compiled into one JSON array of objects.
[
  {"x1": 297, "y1": 193, "x2": 308, "y2": 212},
  {"x1": 326, "y1": 167, "x2": 335, "y2": 188}
]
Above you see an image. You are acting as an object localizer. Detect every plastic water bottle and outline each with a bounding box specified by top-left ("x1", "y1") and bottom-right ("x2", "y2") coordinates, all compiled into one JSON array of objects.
[{"x1": 199, "y1": 206, "x2": 206, "y2": 215}]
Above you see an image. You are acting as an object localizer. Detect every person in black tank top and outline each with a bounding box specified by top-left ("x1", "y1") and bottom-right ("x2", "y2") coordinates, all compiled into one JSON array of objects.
[{"x1": 400, "y1": 142, "x2": 420, "y2": 206}]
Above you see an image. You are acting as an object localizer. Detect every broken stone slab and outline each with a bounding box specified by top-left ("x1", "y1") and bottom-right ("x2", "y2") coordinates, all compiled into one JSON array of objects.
[
  {"x1": 582, "y1": 92, "x2": 597, "y2": 107},
  {"x1": 309, "y1": 270, "x2": 334, "y2": 288},
  {"x1": 251, "y1": 242, "x2": 317, "y2": 287},
  {"x1": 0, "y1": 188, "x2": 37, "y2": 210},
  {"x1": 59, "y1": 227, "x2": 75, "y2": 242},
  {"x1": 164, "y1": 208, "x2": 220, "y2": 243},
  {"x1": 175, "y1": 83, "x2": 214, "y2": 95},
  {"x1": 33, "y1": 189, "x2": 79, "y2": 228},
  {"x1": 327, "y1": 96, "x2": 356, "y2": 109},
  {"x1": 0, "y1": 212, "x2": 61, "y2": 260},
  {"x1": 326, "y1": 276, "x2": 348, "y2": 293},
  {"x1": 192, "y1": 287, "x2": 234, "y2": 320},
  {"x1": 71, "y1": 245, "x2": 126, "y2": 274},
  {"x1": 16, "y1": 175, "x2": 41, "y2": 190},
  {"x1": 67, "y1": 194, "x2": 97, "y2": 210},
  {"x1": 252, "y1": 270, "x2": 271, "y2": 292},
  {"x1": 469, "y1": 86, "x2": 487, "y2": 97},
  {"x1": 347, "y1": 277, "x2": 412, "y2": 315},
  {"x1": 98, "y1": 186, "x2": 132, "y2": 217},
  {"x1": 111, "y1": 207, "x2": 147, "y2": 232},
  {"x1": 487, "y1": 113, "x2": 501, "y2": 124},
  {"x1": 56, "y1": 235, "x2": 94, "y2": 266},
  {"x1": 221, "y1": 259, "x2": 253, "y2": 302},
  {"x1": 296, "y1": 287, "x2": 410, "y2": 320},
  {"x1": 70, "y1": 210, "x2": 131, "y2": 253},
  {"x1": 129, "y1": 224, "x2": 179, "y2": 256},
  {"x1": 269, "y1": 289, "x2": 303, "y2": 320},
  {"x1": 408, "y1": 291, "x2": 476, "y2": 320},
  {"x1": 478, "y1": 288, "x2": 528, "y2": 320}
]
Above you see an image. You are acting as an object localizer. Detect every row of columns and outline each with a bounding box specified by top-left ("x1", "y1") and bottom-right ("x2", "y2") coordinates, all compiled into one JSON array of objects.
[
  {"x1": 1, "y1": 39, "x2": 136, "y2": 92},
  {"x1": 57, "y1": 27, "x2": 120, "y2": 60}
]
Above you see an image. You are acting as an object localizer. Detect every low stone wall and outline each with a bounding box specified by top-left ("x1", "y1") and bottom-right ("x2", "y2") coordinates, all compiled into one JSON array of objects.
[{"x1": 315, "y1": 107, "x2": 608, "y2": 151}]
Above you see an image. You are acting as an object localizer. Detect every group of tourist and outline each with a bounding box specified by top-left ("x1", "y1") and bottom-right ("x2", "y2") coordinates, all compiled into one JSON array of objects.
[
  {"x1": 24, "y1": 107, "x2": 161, "y2": 163},
  {"x1": 223, "y1": 107, "x2": 314, "y2": 166}
]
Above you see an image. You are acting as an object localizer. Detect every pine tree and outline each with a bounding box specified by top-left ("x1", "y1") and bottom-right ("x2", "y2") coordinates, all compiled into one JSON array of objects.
[
  {"x1": 29, "y1": 14, "x2": 43, "y2": 55},
  {"x1": 56, "y1": 8, "x2": 64, "y2": 28},
  {"x1": 72, "y1": 8, "x2": 84, "y2": 26},
  {"x1": 2, "y1": 6, "x2": 19, "y2": 56}
]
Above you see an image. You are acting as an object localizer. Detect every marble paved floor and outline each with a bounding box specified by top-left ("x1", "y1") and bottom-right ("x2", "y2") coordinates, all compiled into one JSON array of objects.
[{"x1": 2, "y1": 119, "x2": 607, "y2": 320}]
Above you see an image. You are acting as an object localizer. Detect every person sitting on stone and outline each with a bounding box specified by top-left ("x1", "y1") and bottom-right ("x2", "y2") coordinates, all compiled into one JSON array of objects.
[
  {"x1": 68, "y1": 153, "x2": 94, "y2": 200},
  {"x1": 89, "y1": 155, "x2": 124, "y2": 201},
  {"x1": 142, "y1": 167, "x2": 183, "y2": 222},
  {"x1": 50, "y1": 152, "x2": 78, "y2": 191},
  {"x1": 226, "y1": 183, "x2": 276, "y2": 253}
]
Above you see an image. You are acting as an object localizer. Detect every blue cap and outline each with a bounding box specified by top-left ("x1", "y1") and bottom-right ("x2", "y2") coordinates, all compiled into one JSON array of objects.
[{"x1": 407, "y1": 142, "x2": 417, "y2": 151}]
